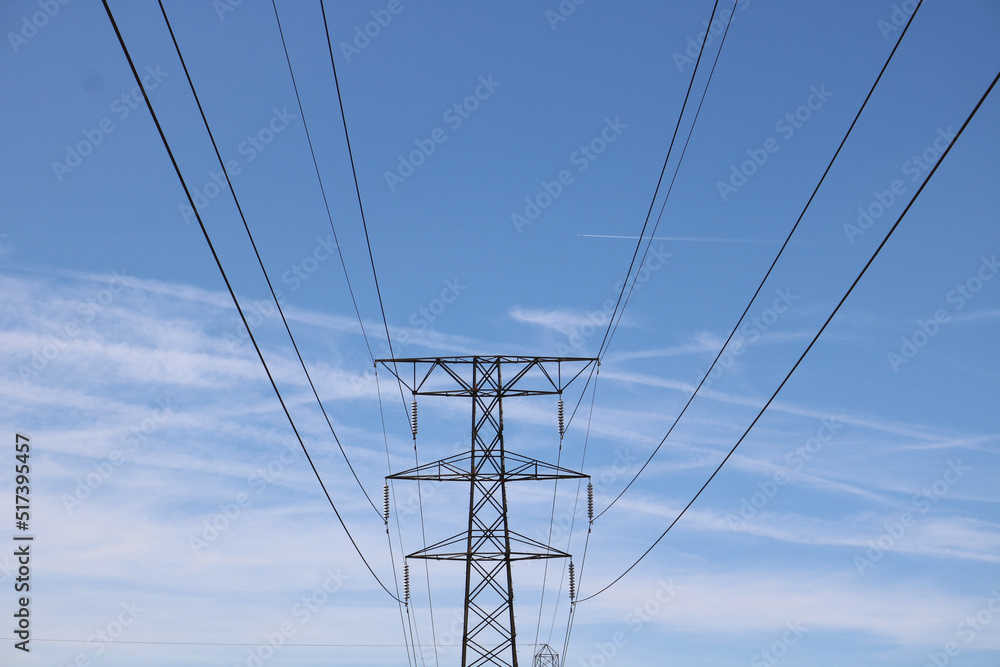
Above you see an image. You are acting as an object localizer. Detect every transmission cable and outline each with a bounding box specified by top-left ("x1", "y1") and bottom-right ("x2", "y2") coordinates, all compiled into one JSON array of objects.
[
  {"x1": 318, "y1": 0, "x2": 398, "y2": 363},
  {"x1": 266, "y1": 4, "x2": 417, "y2": 657},
  {"x1": 377, "y1": 371, "x2": 422, "y2": 667},
  {"x1": 269, "y1": 1, "x2": 426, "y2": 658},
  {"x1": 0, "y1": 638, "x2": 458, "y2": 647},
  {"x1": 317, "y1": 0, "x2": 412, "y2": 422},
  {"x1": 579, "y1": 67, "x2": 1000, "y2": 602},
  {"x1": 315, "y1": 4, "x2": 441, "y2": 658},
  {"x1": 532, "y1": 363, "x2": 598, "y2": 649},
  {"x1": 269, "y1": 0, "x2": 377, "y2": 363},
  {"x1": 557, "y1": 370, "x2": 601, "y2": 662},
  {"x1": 377, "y1": 370, "x2": 436, "y2": 667},
  {"x1": 101, "y1": 0, "x2": 401, "y2": 603},
  {"x1": 552, "y1": 371, "x2": 600, "y2": 640},
  {"x1": 154, "y1": 0, "x2": 382, "y2": 519},
  {"x1": 594, "y1": 0, "x2": 724, "y2": 360},
  {"x1": 593, "y1": 0, "x2": 924, "y2": 521},
  {"x1": 599, "y1": 0, "x2": 740, "y2": 358}
]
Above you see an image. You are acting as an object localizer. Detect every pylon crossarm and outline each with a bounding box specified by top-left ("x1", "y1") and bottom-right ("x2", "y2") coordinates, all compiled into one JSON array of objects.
[
  {"x1": 407, "y1": 530, "x2": 572, "y2": 561},
  {"x1": 388, "y1": 450, "x2": 589, "y2": 482},
  {"x1": 375, "y1": 356, "x2": 597, "y2": 396}
]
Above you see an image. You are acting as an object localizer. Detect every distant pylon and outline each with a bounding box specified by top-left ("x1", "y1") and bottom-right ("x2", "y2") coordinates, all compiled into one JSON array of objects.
[
  {"x1": 532, "y1": 644, "x2": 559, "y2": 667},
  {"x1": 378, "y1": 356, "x2": 596, "y2": 667}
]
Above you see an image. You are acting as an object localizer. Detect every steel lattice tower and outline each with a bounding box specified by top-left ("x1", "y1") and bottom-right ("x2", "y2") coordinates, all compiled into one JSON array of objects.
[
  {"x1": 378, "y1": 356, "x2": 596, "y2": 667},
  {"x1": 532, "y1": 645, "x2": 559, "y2": 667}
]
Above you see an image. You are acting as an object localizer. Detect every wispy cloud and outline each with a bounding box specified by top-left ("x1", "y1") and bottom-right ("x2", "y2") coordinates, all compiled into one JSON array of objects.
[
  {"x1": 950, "y1": 307, "x2": 1000, "y2": 324},
  {"x1": 508, "y1": 306, "x2": 613, "y2": 337},
  {"x1": 3, "y1": 268, "x2": 997, "y2": 665}
]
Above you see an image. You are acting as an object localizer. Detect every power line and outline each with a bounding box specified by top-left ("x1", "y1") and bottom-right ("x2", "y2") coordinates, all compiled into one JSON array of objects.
[
  {"x1": 316, "y1": 0, "x2": 413, "y2": 423},
  {"x1": 377, "y1": 370, "x2": 420, "y2": 667},
  {"x1": 595, "y1": 0, "x2": 725, "y2": 360},
  {"x1": 599, "y1": 0, "x2": 739, "y2": 358},
  {"x1": 382, "y1": 367, "x2": 440, "y2": 667},
  {"x1": 268, "y1": 0, "x2": 377, "y2": 363},
  {"x1": 552, "y1": 368, "x2": 600, "y2": 657},
  {"x1": 548, "y1": 2, "x2": 735, "y2": 652},
  {"x1": 318, "y1": 0, "x2": 397, "y2": 362},
  {"x1": 561, "y1": 508, "x2": 592, "y2": 664},
  {"x1": 315, "y1": 4, "x2": 441, "y2": 658},
  {"x1": 266, "y1": 3, "x2": 418, "y2": 659},
  {"x1": 270, "y1": 2, "x2": 427, "y2": 658},
  {"x1": 533, "y1": 363, "x2": 599, "y2": 649},
  {"x1": 155, "y1": 0, "x2": 382, "y2": 520},
  {"x1": 376, "y1": 368, "x2": 443, "y2": 667},
  {"x1": 100, "y1": 0, "x2": 400, "y2": 603},
  {"x1": 593, "y1": 0, "x2": 925, "y2": 521},
  {"x1": 271, "y1": 1, "x2": 435, "y2": 657},
  {"x1": 579, "y1": 67, "x2": 1000, "y2": 602},
  {"x1": 412, "y1": 471, "x2": 440, "y2": 667},
  {"x1": 0, "y1": 637, "x2": 458, "y2": 647}
]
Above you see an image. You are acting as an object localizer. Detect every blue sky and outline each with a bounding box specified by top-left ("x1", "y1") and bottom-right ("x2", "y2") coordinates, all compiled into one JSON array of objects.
[{"x1": 1, "y1": 0, "x2": 999, "y2": 665}]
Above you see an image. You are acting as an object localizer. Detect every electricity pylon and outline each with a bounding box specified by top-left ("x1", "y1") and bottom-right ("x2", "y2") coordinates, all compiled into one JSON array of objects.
[
  {"x1": 377, "y1": 356, "x2": 597, "y2": 667},
  {"x1": 532, "y1": 644, "x2": 559, "y2": 667}
]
